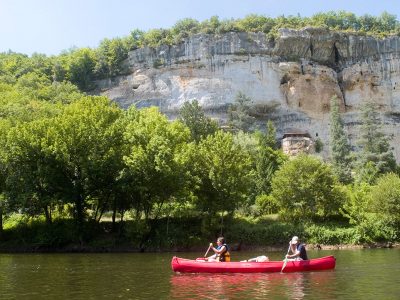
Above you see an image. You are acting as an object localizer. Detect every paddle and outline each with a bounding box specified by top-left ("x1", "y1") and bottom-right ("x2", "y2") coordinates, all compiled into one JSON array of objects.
[
  {"x1": 281, "y1": 243, "x2": 291, "y2": 273},
  {"x1": 195, "y1": 243, "x2": 213, "y2": 261},
  {"x1": 204, "y1": 243, "x2": 213, "y2": 258}
]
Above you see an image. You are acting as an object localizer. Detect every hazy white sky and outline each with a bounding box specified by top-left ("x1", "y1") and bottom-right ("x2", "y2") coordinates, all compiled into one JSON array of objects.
[{"x1": 1, "y1": 0, "x2": 399, "y2": 55}]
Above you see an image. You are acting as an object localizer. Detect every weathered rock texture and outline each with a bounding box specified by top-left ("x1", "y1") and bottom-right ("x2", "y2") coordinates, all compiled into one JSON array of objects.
[
  {"x1": 96, "y1": 28, "x2": 400, "y2": 161},
  {"x1": 282, "y1": 132, "x2": 315, "y2": 156}
]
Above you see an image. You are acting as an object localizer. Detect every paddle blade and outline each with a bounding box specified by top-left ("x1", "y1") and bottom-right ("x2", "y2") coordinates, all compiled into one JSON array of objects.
[{"x1": 281, "y1": 259, "x2": 288, "y2": 272}]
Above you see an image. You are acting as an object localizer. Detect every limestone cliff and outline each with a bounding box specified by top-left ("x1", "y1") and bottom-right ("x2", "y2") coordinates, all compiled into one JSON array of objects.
[{"x1": 96, "y1": 28, "x2": 400, "y2": 161}]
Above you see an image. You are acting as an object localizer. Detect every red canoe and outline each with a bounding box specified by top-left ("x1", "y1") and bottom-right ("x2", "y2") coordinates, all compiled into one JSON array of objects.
[{"x1": 171, "y1": 256, "x2": 336, "y2": 273}]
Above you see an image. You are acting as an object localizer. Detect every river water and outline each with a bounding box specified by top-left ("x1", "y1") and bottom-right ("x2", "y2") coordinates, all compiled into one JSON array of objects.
[{"x1": 0, "y1": 249, "x2": 399, "y2": 299}]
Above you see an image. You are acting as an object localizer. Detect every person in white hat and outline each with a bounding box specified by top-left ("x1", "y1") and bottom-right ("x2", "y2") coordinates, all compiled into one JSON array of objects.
[{"x1": 286, "y1": 236, "x2": 308, "y2": 261}]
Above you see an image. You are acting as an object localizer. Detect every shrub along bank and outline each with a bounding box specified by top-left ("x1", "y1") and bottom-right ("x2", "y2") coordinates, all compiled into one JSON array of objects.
[{"x1": 0, "y1": 215, "x2": 391, "y2": 253}]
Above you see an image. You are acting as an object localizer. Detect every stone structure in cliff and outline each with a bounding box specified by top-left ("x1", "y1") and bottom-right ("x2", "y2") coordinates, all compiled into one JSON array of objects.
[
  {"x1": 97, "y1": 27, "x2": 400, "y2": 161},
  {"x1": 282, "y1": 131, "x2": 314, "y2": 156}
]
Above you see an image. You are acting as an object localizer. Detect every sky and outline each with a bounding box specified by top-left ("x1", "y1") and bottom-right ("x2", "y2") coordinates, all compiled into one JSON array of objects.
[{"x1": 1, "y1": 0, "x2": 400, "y2": 56}]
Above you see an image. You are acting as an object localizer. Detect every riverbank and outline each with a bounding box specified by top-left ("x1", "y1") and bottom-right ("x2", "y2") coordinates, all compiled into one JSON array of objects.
[
  {"x1": 1, "y1": 216, "x2": 399, "y2": 253},
  {"x1": 1, "y1": 240, "x2": 399, "y2": 254}
]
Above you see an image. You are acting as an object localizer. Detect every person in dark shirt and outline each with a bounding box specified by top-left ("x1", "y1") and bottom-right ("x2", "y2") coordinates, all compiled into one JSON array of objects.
[{"x1": 286, "y1": 236, "x2": 308, "y2": 261}]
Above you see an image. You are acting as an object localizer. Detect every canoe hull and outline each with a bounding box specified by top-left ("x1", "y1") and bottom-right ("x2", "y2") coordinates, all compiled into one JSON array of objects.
[{"x1": 171, "y1": 255, "x2": 335, "y2": 273}]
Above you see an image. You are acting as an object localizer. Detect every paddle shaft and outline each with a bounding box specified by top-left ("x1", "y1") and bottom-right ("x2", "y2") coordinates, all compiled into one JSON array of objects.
[
  {"x1": 204, "y1": 244, "x2": 212, "y2": 257},
  {"x1": 281, "y1": 244, "x2": 292, "y2": 272}
]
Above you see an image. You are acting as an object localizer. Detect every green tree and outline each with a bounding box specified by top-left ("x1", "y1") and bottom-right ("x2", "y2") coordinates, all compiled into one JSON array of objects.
[
  {"x1": 47, "y1": 96, "x2": 123, "y2": 227},
  {"x1": 0, "y1": 194, "x2": 3, "y2": 236},
  {"x1": 142, "y1": 29, "x2": 173, "y2": 47},
  {"x1": 95, "y1": 37, "x2": 129, "y2": 78},
  {"x1": 200, "y1": 16, "x2": 221, "y2": 34},
  {"x1": 65, "y1": 48, "x2": 97, "y2": 91},
  {"x1": 370, "y1": 173, "x2": 400, "y2": 223},
  {"x1": 376, "y1": 12, "x2": 398, "y2": 32},
  {"x1": 342, "y1": 174, "x2": 400, "y2": 242},
  {"x1": 254, "y1": 121, "x2": 287, "y2": 196},
  {"x1": 172, "y1": 18, "x2": 200, "y2": 41},
  {"x1": 190, "y1": 131, "x2": 253, "y2": 216},
  {"x1": 270, "y1": 154, "x2": 344, "y2": 221},
  {"x1": 354, "y1": 102, "x2": 396, "y2": 183},
  {"x1": 178, "y1": 100, "x2": 218, "y2": 142},
  {"x1": 228, "y1": 91, "x2": 256, "y2": 131},
  {"x1": 121, "y1": 107, "x2": 192, "y2": 245},
  {"x1": 0, "y1": 52, "x2": 41, "y2": 80},
  {"x1": 264, "y1": 120, "x2": 277, "y2": 149},
  {"x1": 368, "y1": 173, "x2": 400, "y2": 240},
  {"x1": 122, "y1": 107, "x2": 191, "y2": 219},
  {"x1": 0, "y1": 121, "x2": 9, "y2": 235},
  {"x1": 128, "y1": 29, "x2": 145, "y2": 49},
  {"x1": 5, "y1": 118, "x2": 64, "y2": 223},
  {"x1": 236, "y1": 14, "x2": 276, "y2": 33},
  {"x1": 329, "y1": 96, "x2": 352, "y2": 183}
]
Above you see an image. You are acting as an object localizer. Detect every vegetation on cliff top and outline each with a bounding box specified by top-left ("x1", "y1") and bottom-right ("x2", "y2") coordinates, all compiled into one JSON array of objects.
[
  {"x1": 2, "y1": 11, "x2": 400, "y2": 92},
  {"x1": 132, "y1": 11, "x2": 400, "y2": 48}
]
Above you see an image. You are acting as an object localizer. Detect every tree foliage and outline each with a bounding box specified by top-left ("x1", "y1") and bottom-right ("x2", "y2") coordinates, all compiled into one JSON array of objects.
[
  {"x1": 270, "y1": 154, "x2": 345, "y2": 221},
  {"x1": 228, "y1": 92, "x2": 256, "y2": 131},
  {"x1": 370, "y1": 173, "x2": 400, "y2": 222},
  {"x1": 354, "y1": 102, "x2": 396, "y2": 183},
  {"x1": 342, "y1": 174, "x2": 400, "y2": 242},
  {"x1": 3, "y1": 96, "x2": 124, "y2": 227},
  {"x1": 190, "y1": 131, "x2": 253, "y2": 215},
  {"x1": 129, "y1": 11, "x2": 400, "y2": 48},
  {"x1": 178, "y1": 100, "x2": 218, "y2": 142},
  {"x1": 254, "y1": 121, "x2": 287, "y2": 196},
  {"x1": 329, "y1": 96, "x2": 352, "y2": 183},
  {"x1": 122, "y1": 107, "x2": 191, "y2": 221}
]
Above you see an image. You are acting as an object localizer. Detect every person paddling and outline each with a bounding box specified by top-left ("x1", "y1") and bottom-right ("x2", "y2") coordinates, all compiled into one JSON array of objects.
[
  {"x1": 206, "y1": 237, "x2": 231, "y2": 262},
  {"x1": 286, "y1": 236, "x2": 308, "y2": 261}
]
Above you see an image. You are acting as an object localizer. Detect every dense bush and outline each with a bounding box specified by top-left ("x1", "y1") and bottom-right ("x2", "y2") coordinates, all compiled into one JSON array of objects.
[
  {"x1": 341, "y1": 175, "x2": 400, "y2": 243},
  {"x1": 132, "y1": 12, "x2": 400, "y2": 49},
  {"x1": 305, "y1": 223, "x2": 360, "y2": 245},
  {"x1": 370, "y1": 173, "x2": 400, "y2": 220},
  {"x1": 1, "y1": 217, "x2": 76, "y2": 248},
  {"x1": 228, "y1": 217, "x2": 299, "y2": 245},
  {"x1": 270, "y1": 154, "x2": 346, "y2": 221}
]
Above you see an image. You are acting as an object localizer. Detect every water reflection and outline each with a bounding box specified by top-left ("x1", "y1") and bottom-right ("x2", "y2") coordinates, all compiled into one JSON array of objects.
[
  {"x1": 170, "y1": 272, "x2": 317, "y2": 299},
  {"x1": 170, "y1": 267, "x2": 340, "y2": 300}
]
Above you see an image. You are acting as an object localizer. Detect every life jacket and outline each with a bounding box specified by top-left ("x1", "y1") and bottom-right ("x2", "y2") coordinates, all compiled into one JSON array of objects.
[{"x1": 216, "y1": 244, "x2": 231, "y2": 262}]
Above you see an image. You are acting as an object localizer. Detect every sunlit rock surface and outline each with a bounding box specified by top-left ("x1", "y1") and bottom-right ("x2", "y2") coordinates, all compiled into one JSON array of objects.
[{"x1": 96, "y1": 28, "x2": 400, "y2": 161}]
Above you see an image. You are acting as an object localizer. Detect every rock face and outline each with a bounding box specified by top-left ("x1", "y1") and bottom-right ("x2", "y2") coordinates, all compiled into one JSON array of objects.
[{"x1": 96, "y1": 28, "x2": 400, "y2": 161}]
